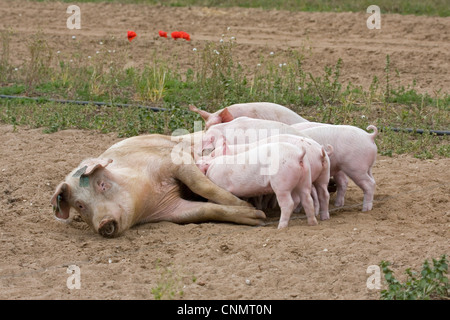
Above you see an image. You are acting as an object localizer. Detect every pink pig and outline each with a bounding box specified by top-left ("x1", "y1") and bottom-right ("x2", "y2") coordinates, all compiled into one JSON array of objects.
[
  {"x1": 293, "y1": 124, "x2": 378, "y2": 211},
  {"x1": 207, "y1": 134, "x2": 332, "y2": 220},
  {"x1": 189, "y1": 102, "x2": 308, "y2": 129},
  {"x1": 51, "y1": 134, "x2": 265, "y2": 237},
  {"x1": 199, "y1": 116, "x2": 305, "y2": 157},
  {"x1": 289, "y1": 121, "x2": 329, "y2": 131},
  {"x1": 198, "y1": 142, "x2": 317, "y2": 229}
]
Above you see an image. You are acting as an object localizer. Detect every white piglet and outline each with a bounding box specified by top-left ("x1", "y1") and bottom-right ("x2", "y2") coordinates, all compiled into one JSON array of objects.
[
  {"x1": 208, "y1": 134, "x2": 332, "y2": 221},
  {"x1": 294, "y1": 124, "x2": 378, "y2": 212},
  {"x1": 198, "y1": 116, "x2": 305, "y2": 159},
  {"x1": 189, "y1": 102, "x2": 309, "y2": 129},
  {"x1": 197, "y1": 142, "x2": 317, "y2": 229}
]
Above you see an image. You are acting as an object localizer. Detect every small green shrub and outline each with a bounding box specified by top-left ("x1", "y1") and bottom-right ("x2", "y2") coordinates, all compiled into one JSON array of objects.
[{"x1": 380, "y1": 255, "x2": 449, "y2": 300}]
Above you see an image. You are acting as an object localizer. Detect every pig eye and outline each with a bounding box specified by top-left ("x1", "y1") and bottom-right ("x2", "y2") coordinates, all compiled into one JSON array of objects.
[
  {"x1": 97, "y1": 180, "x2": 111, "y2": 192},
  {"x1": 75, "y1": 201, "x2": 85, "y2": 211}
]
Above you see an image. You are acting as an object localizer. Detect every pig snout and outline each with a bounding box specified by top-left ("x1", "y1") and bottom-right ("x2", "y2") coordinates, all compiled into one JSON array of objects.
[
  {"x1": 98, "y1": 216, "x2": 119, "y2": 238},
  {"x1": 195, "y1": 160, "x2": 208, "y2": 174}
]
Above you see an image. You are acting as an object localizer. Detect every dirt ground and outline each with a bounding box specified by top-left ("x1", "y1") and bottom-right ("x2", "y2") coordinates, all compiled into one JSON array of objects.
[
  {"x1": 0, "y1": 1, "x2": 449, "y2": 300},
  {"x1": 1, "y1": 0, "x2": 449, "y2": 93},
  {"x1": 0, "y1": 124, "x2": 449, "y2": 300}
]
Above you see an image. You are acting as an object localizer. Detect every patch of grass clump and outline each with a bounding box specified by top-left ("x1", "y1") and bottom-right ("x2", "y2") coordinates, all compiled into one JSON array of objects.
[
  {"x1": 0, "y1": 30, "x2": 448, "y2": 157},
  {"x1": 380, "y1": 255, "x2": 449, "y2": 300}
]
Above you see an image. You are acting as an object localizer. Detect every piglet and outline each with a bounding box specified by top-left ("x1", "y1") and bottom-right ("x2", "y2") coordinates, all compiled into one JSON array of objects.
[
  {"x1": 199, "y1": 116, "x2": 305, "y2": 157},
  {"x1": 189, "y1": 102, "x2": 308, "y2": 129},
  {"x1": 209, "y1": 134, "x2": 332, "y2": 220},
  {"x1": 293, "y1": 124, "x2": 378, "y2": 211},
  {"x1": 198, "y1": 142, "x2": 317, "y2": 229}
]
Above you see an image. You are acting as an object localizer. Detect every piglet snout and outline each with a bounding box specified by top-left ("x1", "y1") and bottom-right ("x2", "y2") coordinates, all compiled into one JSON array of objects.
[{"x1": 98, "y1": 217, "x2": 118, "y2": 238}]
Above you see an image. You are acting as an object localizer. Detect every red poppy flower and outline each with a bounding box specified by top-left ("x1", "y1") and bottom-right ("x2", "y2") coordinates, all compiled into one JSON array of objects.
[
  {"x1": 171, "y1": 31, "x2": 181, "y2": 40},
  {"x1": 127, "y1": 30, "x2": 137, "y2": 42},
  {"x1": 158, "y1": 30, "x2": 167, "y2": 38},
  {"x1": 171, "y1": 31, "x2": 190, "y2": 41},
  {"x1": 180, "y1": 31, "x2": 190, "y2": 41}
]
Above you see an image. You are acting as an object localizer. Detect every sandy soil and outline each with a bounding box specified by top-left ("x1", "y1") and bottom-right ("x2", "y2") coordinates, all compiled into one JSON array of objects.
[
  {"x1": 0, "y1": 124, "x2": 449, "y2": 300},
  {"x1": 0, "y1": 1, "x2": 449, "y2": 300}
]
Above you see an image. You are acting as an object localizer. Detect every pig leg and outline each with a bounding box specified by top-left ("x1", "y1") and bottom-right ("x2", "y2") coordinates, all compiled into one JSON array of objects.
[
  {"x1": 271, "y1": 171, "x2": 303, "y2": 228},
  {"x1": 167, "y1": 200, "x2": 266, "y2": 226},
  {"x1": 293, "y1": 192, "x2": 302, "y2": 214},
  {"x1": 333, "y1": 171, "x2": 348, "y2": 207},
  {"x1": 299, "y1": 189, "x2": 318, "y2": 226},
  {"x1": 260, "y1": 195, "x2": 271, "y2": 210},
  {"x1": 314, "y1": 181, "x2": 330, "y2": 220},
  {"x1": 345, "y1": 170, "x2": 376, "y2": 212},
  {"x1": 254, "y1": 195, "x2": 264, "y2": 210},
  {"x1": 275, "y1": 191, "x2": 296, "y2": 229},
  {"x1": 292, "y1": 192, "x2": 302, "y2": 214},
  {"x1": 296, "y1": 186, "x2": 318, "y2": 214},
  {"x1": 311, "y1": 186, "x2": 319, "y2": 216},
  {"x1": 175, "y1": 163, "x2": 252, "y2": 207},
  {"x1": 268, "y1": 194, "x2": 278, "y2": 209}
]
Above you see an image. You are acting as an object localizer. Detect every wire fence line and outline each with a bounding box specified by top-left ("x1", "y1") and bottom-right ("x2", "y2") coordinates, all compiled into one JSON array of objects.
[
  {"x1": 0, "y1": 181, "x2": 449, "y2": 282},
  {"x1": 0, "y1": 95, "x2": 166, "y2": 112},
  {"x1": 1, "y1": 95, "x2": 448, "y2": 135}
]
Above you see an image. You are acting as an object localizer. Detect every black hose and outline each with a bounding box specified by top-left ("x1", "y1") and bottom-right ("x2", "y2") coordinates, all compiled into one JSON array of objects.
[
  {"x1": 1, "y1": 95, "x2": 449, "y2": 135},
  {"x1": 380, "y1": 126, "x2": 449, "y2": 136},
  {"x1": 0, "y1": 94, "x2": 166, "y2": 112}
]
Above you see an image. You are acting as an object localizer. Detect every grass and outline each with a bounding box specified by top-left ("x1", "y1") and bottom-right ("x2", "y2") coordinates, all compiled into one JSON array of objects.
[
  {"x1": 0, "y1": 98, "x2": 195, "y2": 137},
  {"x1": 150, "y1": 260, "x2": 198, "y2": 300},
  {"x1": 36, "y1": 0, "x2": 450, "y2": 17},
  {"x1": 0, "y1": 29, "x2": 449, "y2": 158}
]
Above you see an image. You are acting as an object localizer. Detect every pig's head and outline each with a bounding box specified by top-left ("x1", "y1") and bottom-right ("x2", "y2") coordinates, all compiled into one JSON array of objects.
[
  {"x1": 208, "y1": 137, "x2": 231, "y2": 159},
  {"x1": 196, "y1": 137, "x2": 232, "y2": 174},
  {"x1": 199, "y1": 127, "x2": 223, "y2": 157},
  {"x1": 51, "y1": 158, "x2": 134, "y2": 238},
  {"x1": 189, "y1": 105, "x2": 234, "y2": 129},
  {"x1": 195, "y1": 157, "x2": 211, "y2": 175}
]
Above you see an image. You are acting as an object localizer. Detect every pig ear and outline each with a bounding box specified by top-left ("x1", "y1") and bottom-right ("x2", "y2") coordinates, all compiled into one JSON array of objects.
[
  {"x1": 189, "y1": 105, "x2": 211, "y2": 121},
  {"x1": 51, "y1": 182, "x2": 71, "y2": 221},
  {"x1": 218, "y1": 108, "x2": 234, "y2": 123},
  {"x1": 80, "y1": 158, "x2": 113, "y2": 176}
]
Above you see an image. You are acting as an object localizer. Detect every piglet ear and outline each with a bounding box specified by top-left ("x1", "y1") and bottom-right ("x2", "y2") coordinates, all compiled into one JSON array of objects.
[
  {"x1": 218, "y1": 108, "x2": 234, "y2": 123},
  {"x1": 51, "y1": 182, "x2": 71, "y2": 221},
  {"x1": 80, "y1": 158, "x2": 113, "y2": 175}
]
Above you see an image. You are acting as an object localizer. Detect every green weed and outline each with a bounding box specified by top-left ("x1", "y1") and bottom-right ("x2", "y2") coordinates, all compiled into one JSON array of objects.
[
  {"x1": 150, "y1": 261, "x2": 197, "y2": 300},
  {"x1": 151, "y1": 266, "x2": 184, "y2": 300},
  {"x1": 380, "y1": 255, "x2": 449, "y2": 300},
  {"x1": 0, "y1": 31, "x2": 448, "y2": 158}
]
